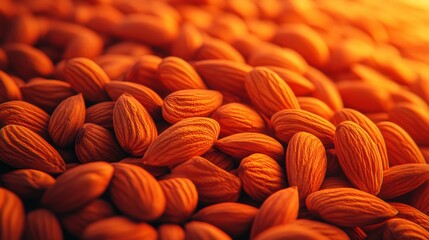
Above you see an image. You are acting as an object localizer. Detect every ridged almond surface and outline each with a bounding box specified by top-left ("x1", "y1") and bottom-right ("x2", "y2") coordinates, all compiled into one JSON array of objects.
[
  {"x1": 382, "y1": 218, "x2": 429, "y2": 240},
  {"x1": 110, "y1": 163, "x2": 166, "y2": 221},
  {"x1": 0, "y1": 70, "x2": 21, "y2": 103},
  {"x1": 0, "y1": 188, "x2": 25, "y2": 240},
  {"x1": 194, "y1": 38, "x2": 245, "y2": 63},
  {"x1": 185, "y1": 221, "x2": 231, "y2": 240},
  {"x1": 292, "y1": 219, "x2": 350, "y2": 240},
  {"x1": 158, "y1": 56, "x2": 207, "y2": 92},
  {"x1": 170, "y1": 156, "x2": 241, "y2": 204},
  {"x1": 62, "y1": 57, "x2": 110, "y2": 103},
  {"x1": 119, "y1": 157, "x2": 169, "y2": 177},
  {"x1": 320, "y1": 177, "x2": 353, "y2": 190},
  {"x1": 245, "y1": 67, "x2": 300, "y2": 118},
  {"x1": 48, "y1": 94, "x2": 85, "y2": 147},
  {"x1": 254, "y1": 224, "x2": 329, "y2": 240},
  {"x1": 297, "y1": 97, "x2": 334, "y2": 120},
  {"x1": 158, "y1": 224, "x2": 185, "y2": 240},
  {"x1": 0, "y1": 125, "x2": 65, "y2": 173},
  {"x1": 124, "y1": 55, "x2": 165, "y2": 94},
  {"x1": 250, "y1": 186, "x2": 299, "y2": 239},
  {"x1": 265, "y1": 66, "x2": 316, "y2": 96},
  {"x1": 286, "y1": 132, "x2": 327, "y2": 202},
  {"x1": 389, "y1": 202, "x2": 429, "y2": 231},
  {"x1": 334, "y1": 121, "x2": 383, "y2": 195},
  {"x1": 113, "y1": 94, "x2": 158, "y2": 156},
  {"x1": 85, "y1": 102, "x2": 114, "y2": 129},
  {"x1": 248, "y1": 46, "x2": 308, "y2": 74},
  {"x1": 192, "y1": 202, "x2": 258, "y2": 238},
  {"x1": 271, "y1": 109, "x2": 336, "y2": 147},
  {"x1": 410, "y1": 181, "x2": 429, "y2": 215},
  {"x1": 41, "y1": 162, "x2": 114, "y2": 213},
  {"x1": 216, "y1": 132, "x2": 284, "y2": 162},
  {"x1": 306, "y1": 188, "x2": 397, "y2": 227},
  {"x1": 143, "y1": 117, "x2": 220, "y2": 167},
  {"x1": 25, "y1": 209, "x2": 63, "y2": 240},
  {"x1": 389, "y1": 104, "x2": 429, "y2": 146},
  {"x1": 305, "y1": 67, "x2": 343, "y2": 111},
  {"x1": 163, "y1": 89, "x2": 223, "y2": 124},
  {"x1": 75, "y1": 123, "x2": 126, "y2": 163},
  {"x1": 238, "y1": 153, "x2": 286, "y2": 202},
  {"x1": 171, "y1": 23, "x2": 203, "y2": 60},
  {"x1": 0, "y1": 169, "x2": 55, "y2": 199},
  {"x1": 159, "y1": 178, "x2": 198, "y2": 223},
  {"x1": 201, "y1": 148, "x2": 235, "y2": 171},
  {"x1": 378, "y1": 164, "x2": 429, "y2": 200}
]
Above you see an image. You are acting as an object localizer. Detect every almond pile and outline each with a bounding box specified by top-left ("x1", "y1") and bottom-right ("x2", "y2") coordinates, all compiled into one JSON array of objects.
[{"x1": 1, "y1": 0, "x2": 429, "y2": 239}]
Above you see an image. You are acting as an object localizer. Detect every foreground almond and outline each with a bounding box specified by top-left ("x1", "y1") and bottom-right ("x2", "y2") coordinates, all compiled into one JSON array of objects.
[
  {"x1": 25, "y1": 209, "x2": 63, "y2": 240},
  {"x1": 382, "y1": 218, "x2": 429, "y2": 240},
  {"x1": 0, "y1": 188, "x2": 25, "y2": 240}
]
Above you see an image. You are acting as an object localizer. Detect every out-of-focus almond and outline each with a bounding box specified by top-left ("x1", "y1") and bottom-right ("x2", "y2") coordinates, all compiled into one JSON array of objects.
[
  {"x1": 305, "y1": 67, "x2": 343, "y2": 111},
  {"x1": 158, "y1": 224, "x2": 185, "y2": 240},
  {"x1": 389, "y1": 104, "x2": 429, "y2": 146},
  {"x1": 105, "y1": 41, "x2": 152, "y2": 57},
  {"x1": 124, "y1": 55, "x2": 165, "y2": 94},
  {"x1": 95, "y1": 54, "x2": 134, "y2": 81},
  {"x1": 25, "y1": 209, "x2": 63, "y2": 240},
  {"x1": 248, "y1": 46, "x2": 308, "y2": 74},
  {"x1": 194, "y1": 38, "x2": 245, "y2": 63},
  {"x1": 0, "y1": 169, "x2": 55, "y2": 199},
  {"x1": 119, "y1": 157, "x2": 169, "y2": 177},
  {"x1": 0, "y1": 188, "x2": 25, "y2": 240},
  {"x1": 185, "y1": 221, "x2": 231, "y2": 240},
  {"x1": 0, "y1": 70, "x2": 21, "y2": 103},
  {"x1": 171, "y1": 23, "x2": 203, "y2": 60}
]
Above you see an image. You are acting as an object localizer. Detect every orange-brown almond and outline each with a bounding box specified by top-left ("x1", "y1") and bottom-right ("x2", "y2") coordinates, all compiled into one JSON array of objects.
[
  {"x1": 85, "y1": 102, "x2": 114, "y2": 129},
  {"x1": 0, "y1": 125, "x2": 65, "y2": 173},
  {"x1": 320, "y1": 177, "x2": 353, "y2": 190},
  {"x1": 0, "y1": 70, "x2": 21, "y2": 103},
  {"x1": 307, "y1": 188, "x2": 397, "y2": 227},
  {"x1": 378, "y1": 164, "x2": 429, "y2": 200},
  {"x1": 254, "y1": 224, "x2": 329, "y2": 240},
  {"x1": 110, "y1": 163, "x2": 166, "y2": 222},
  {"x1": 248, "y1": 46, "x2": 308, "y2": 74},
  {"x1": 0, "y1": 100, "x2": 50, "y2": 138},
  {"x1": 62, "y1": 57, "x2": 110, "y2": 103},
  {"x1": 0, "y1": 188, "x2": 25, "y2": 240},
  {"x1": 390, "y1": 89, "x2": 428, "y2": 109},
  {"x1": 206, "y1": 12, "x2": 248, "y2": 43},
  {"x1": 158, "y1": 224, "x2": 185, "y2": 240},
  {"x1": 194, "y1": 38, "x2": 245, "y2": 63},
  {"x1": 286, "y1": 132, "x2": 327, "y2": 202},
  {"x1": 389, "y1": 202, "x2": 429, "y2": 231},
  {"x1": 410, "y1": 181, "x2": 429, "y2": 215},
  {"x1": 159, "y1": 178, "x2": 198, "y2": 223},
  {"x1": 48, "y1": 94, "x2": 85, "y2": 147},
  {"x1": 95, "y1": 54, "x2": 134, "y2": 81},
  {"x1": 292, "y1": 219, "x2": 350, "y2": 240},
  {"x1": 238, "y1": 153, "x2": 286, "y2": 202},
  {"x1": 124, "y1": 55, "x2": 165, "y2": 94},
  {"x1": 382, "y1": 218, "x2": 429, "y2": 240},
  {"x1": 185, "y1": 221, "x2": 231, "y2": 240},
  {"x1": 171, "y1": 23, "x2": 203, "y2": 60},
  {"x1": 305, "y1": 67, "x2": 343, "y2": 111},
  {"x1": 264, "y1": 66, "x2": 316, "y2": 96},
  {"x1": 271, "y1": 109, "x2": 336, "y2": 148},
  {"x1": 143, "y1": 117, "x2": 220, "y2": 167},
  {"x1": 113, "y1": 94, "x2": 157, "y2": 156},
  {"x1": 82, "y1": 217, "x2": 157, "y2": 240},
  {"x1": 61, "y1": 199, "x2": 115, "y2": 236},
  {"x1": 335, "y1": 121, "x2": 383, "y2": 195},
  {"x1": 245, "y1": 67, "x2": 300, "y2": 118},
  {"x1": 25, "y1": 209, "x2": 63, "y2": 240},
  {"x1": 4, "y1": 14, "x2": 40, "y2": 45},
  {"x1": 192, "y1": 202, "x2": 258, "y2": 238},
  {"x1": 0, "y1": 169, "x2": 55, "y2": 199},
  {"x1": 75, "y1": 123, "x2": 126, "y2": 163},
  {"x1": 216, "y1": 132, "x2": 284, "y2": 162},
  {"x1": 41, "y1": 162, "x2": 113, "y2": 214},
  {"x1": 158, "y1": 56, "x2": 207, "y2": 92},
  {"x1": 297, "y1": 97, "x2": 334, "y2": 120},
  {"x1": 170, "y1": 156, "x2": 241, "y2": 204},
  {"x1": 201, "y1": 148, "x2": 235, "y2": 171},
  {"x1": 377, "y1": 121, "x2": 426, "y2": 166},
  {"x1": 389, "y1": 104, "x2": 429, "y2": 146},
  {"x1": 163, "y1": 89, "x2": 223, "y2": 124},
  {"x1": 250, "y1": 186, "x2": 299, "y2": 239},
  {"x1": 105, "y1": 41, "x2": 152, "y2": 57}
]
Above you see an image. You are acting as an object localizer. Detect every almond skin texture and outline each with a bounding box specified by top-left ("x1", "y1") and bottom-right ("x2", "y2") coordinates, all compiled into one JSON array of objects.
[
  {"x1": 192, "y1": 202, "x2": 258, "y2": 238},
  {"x1": 113, "y1": 93, "x2": 158, "y2": 156},
  {"x1": 0, "y1": 70, "x2": 21, "y2": 103},
  {"x1": 159, "y1": 178, "x2": 198, "y2": 223},
  {"x1": 306, "y1": 188, "x2": 398, "y2": 227},
  {"x1": 265, "y1": 66, "x2": 316, "y2": 96},
  {"x1": 201, "y1": 148, "x2": 235, "y2": 171},
  {"x1": 82, "y1": 217, "x2": 157, "y2": 240},
  {"x1": 158, "y1": 224, "x2": 185, "y2": 240},
  {"x1": 271, "y1": 109, "x2": 336, "y2": 148},
  {"x1": 0, "y1": 169, "x2": 55, "y2": 199},
  {"x1": 143, "y1": 117, "x2": 220, "y2": 167},
  {"x1": 410, "y1": 181, "x2": 429, "y2": 215},
  {"x1": 62, "y1": 57, "x2": 110, "y2": 103},
  {"x1": 0, "y1": 188, "x2": 25, "y2": 240},
  {"x1": 378, "y1": 164, "x2": 429, "y2": 200},
  {"x1": 185, "y1": 221, "x2": 232, "y2": 240},
  {"x1": 382, "y1": 218, "x2": 429, "y2": 240},
  {"x1": 0, "y1": 125, "x2": 65, "y2": 173},
  {"x1": 254, "y1": 225, "x2": 329, "y2": 240},
  {"x1": 245, "y1": 67, "x2": 300, "y2": 118},
  {"x1": 286, "y1": 132, "x2": 327, "y2": 202},
  {"x1": 124, "y1": 55, "x2": 165, "y2": 94},
  {"x1": 85, "y1": 101, "x2": 114, "y2": 129},
  {"x1": 25, "y1": 209, "x2": 63, "y2": 240},
  {"x1": 305, "y1": 67, "x2": 343, "y2": 111},
  {"x1": 297, "y1": 97, "x2": 334, "y2": 120},
  {"x1": 292, "y1": 219, "x2": 350, "y2": 240},
  {"x1": 170, "y1": 156, "x2": 241, "y2": 204},
  {"x1": 216, "y1": 133, "x2": 284, "y2": 162},
  {"x1": 110, "y1": 163, "x2": 166, "y2": 222},
  {"x1": 250, "y1": 186, "x2": 299, "y2": 239},
  {"x1": 389, "y1": 202, "x2": 429, "y2": 231},
  {"x1": 248, "y1": 46, "x2": 308, "y2": 74},
  {"x1": 41, "y1": 162, "x2": 113, "y2": 214},
  {"x1": 238, "y1": 153, "x2": 287, "y2": 202},
  {"x1": 75, "y1": 123, "x2": 126, "y2": 163},
  {"x1": 48, "y1": 94, "x2": 86, "y2": 147},
  {"x1": 194, "y1": 38, "x2": 245, "y2": 63},
  {"x1": 389, "y1": 104, "x2": 429, "y2": 146},
  {"x1": 334, "y1": 121, "x2": 383, "y2": 195}
]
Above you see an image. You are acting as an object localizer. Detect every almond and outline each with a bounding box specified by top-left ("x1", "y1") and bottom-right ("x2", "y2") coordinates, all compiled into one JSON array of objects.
[
  {"x1": 238, "y1": 153, "x2": 286, "y2": 202},
  {"x1": 389, "y1": 104, "x2": 429, "y2": 146},
  {"x1": 292, "y1": 219, "x2": 350, "y2": 240},
  {"x1": 171, "y1": 23, "x2": 203, "y2": 60},
  {"x1": 271, "y1": 109, "x2": 335, "y2": 148},
  {"x1": 378, "y1": 164, "x2": 429, "y2": 200},
  {"x1": 248, "y1": 46, "x2": 308, "y2": 74},
  {"x1": 4, "y1": 14, "x2": 39, "y2": 45},
  {"x1": 0, "y1": 125, "x2": 65, "y2": 173},
  {"x1": 62, "y1": 57, "x2": 110, "y2": 103},
  {"x1": 206, "y1": 13, "x2": 247, "y2": 43},
  {"x1": 95, "y1": 54, "x2": 134, "y2": 81},
  {"x1": 194, "y1": 38, "x2": 245, "y2": 63},
  {"x1": 162, "y1": 89, "x2": 223, "y2": 124},
  {"x1": 389, "y1": 202, "x2": 429, "y2": 231},
  {"x1": 250, "y1": 186, "x2": 299, "y2": 239},
  {"x1": 110, "y1": 163, "x2": 166, "y2": 221},
  {"x1": 335, "y1": 121, "x2": 383, "y2": 195},
  {"x1": 410, "y1": 181, "x2": 429, "y2": 215},
  {"x1": 264, "y1": 66, "x2": 316, "y2": 96},
  {"x1": 320, "y1": 177, "x2": 353, "y2": 190},
  {"x1": 124, "y1": 55, "x2": 165, "y2": 94},
  {"x1": 286, "y1": 132, "x2": 327, "y2": 202},
  {"x1": 159, "y1": 178, "x2": 198, "y2": 223},
  {"x1": 306, "y1": 188, "x2": 397, "y2": 227},
  {"x1": 192, "y1": 202, "x2": 258, "y2": 238},
  {"x1": 119, "y1": 157, "x2": 169, "y2": 177},
  {"x1": 170, "y1": 156, "x2": 241, "y2": 204},
  {"x1": 0, "y1": 169, "x2": 55, "y2": 199},
  {"x1": 0, "y1": 188, "x2": 25, "y2": 240},
  {"x1": 201, "y1": 148, "x2": 235, "y2": 171},
  {"x1": 305, "y1": 67, "x2": 343, "y2": 111},
  {"x1": 391, "y1": 89, "x2": 428, "y2": 109},
  {"x1": 185, "y1": 221, "x2": 231, "y2": 240},
  {"x1": 25, "y1": 209, "x2": 63, "y2": 240},
  {"x1": 158, "y1": 224, "x2": 185, "y2": 240},
  {"x1": 48, "y1": 94, "x2": 85, "y2": 147},
  {"x1": 0, "y1": 70, "x2": 21, "y2": 103},
  {"x1": 143, "y1": 117, "x2": 220, "y2": 167},
  {"x1": 41, "y1": 162, "x2": 114, "y2": 213},
  {"x1": 325, "y1": 38, "x2": 373, "y2": 72},
  {"x1": 85, "y1": 102, "x2": 114, "y2": 129},
  {"x1": 382, "y1": 218, "x2": 429, "y2": 240},
  {"x1": 254, "y1": 224, "x2": 329, "y2": 240},
  {"x1": 105, "y1": 41, "x2": 152, "y2": 57},
  {"x1": 75, "y1": 123, "x2": 126, "y2": 163},
  {"x1": 297, "y1": 97, "x2": 334, "y2": 120},
  {"x1": 216, "y1": 133, "x2": 284, "y2": 162}
]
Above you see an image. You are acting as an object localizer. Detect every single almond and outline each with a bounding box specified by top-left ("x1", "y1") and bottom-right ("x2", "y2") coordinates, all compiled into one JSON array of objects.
[
  {"x1": 0, "y1": 169, "x2": 55, "y2": 199},
  {"x1": 171, "y1": 23, "x2": 203, "y2": 60},
  {"x1": 325, "y1": 38, "x2": 373, "y2": 72},
  {"x1": 0, "y1": 188, "x2": 25, "y2": 240},
  {"x1": 248, "y1": 46, "x2": 308, "y2": 74},
  {"x1": 124, "y1": 55, "x2": 165, "y2": 94},
  {"x1": 292, "y1": 219, "x2": 350, "y2": 240},
  {"x1": 297, "y1": 97, "x2": 334, "y2": 120},
  {"x1": 105, "y1": 41, "x2": 152, "y2": 57},
  {"x1": 389, "y1": 202, "x2": 429, "y2": 231},
  {"x1": 305, "y1": 67, "x2": 343, "y2": 111},
  {"x1": 158, "y1": 224, "x2": 185, "y2": 240},
  {"x1": 194, "y1": 38, "x2": 245, "y2": 63},
  {"x1": 264, "y1": 66, "x2": 316, "y2": 96},
  {"x1": 320, "y1": 177, "x2": 353, "y2": 190},
  {"x1": 185, "y1": 221, "x2": 231, "y2": 240},
  {"x1": 85, "y1": 102, "x2": 114, "y2": 129},
  {"x1": 0, "y1": 70, "x2": 21, "y2": 103},
  {"x1": 25, "y1": 209, "x2": 63, "y2": 240},
  {"x1": 255, "y1": 224, "x2": 329, "y2": 240},
  {"x1": 389, "y1": 104, "x2": 429, "y2": 146},
  {"x1": 382, "y1": 218, "x2": 429, "y2": 240},
  {"x1": 95, "y1": 54, "x2": 134, "y2": 81}
]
